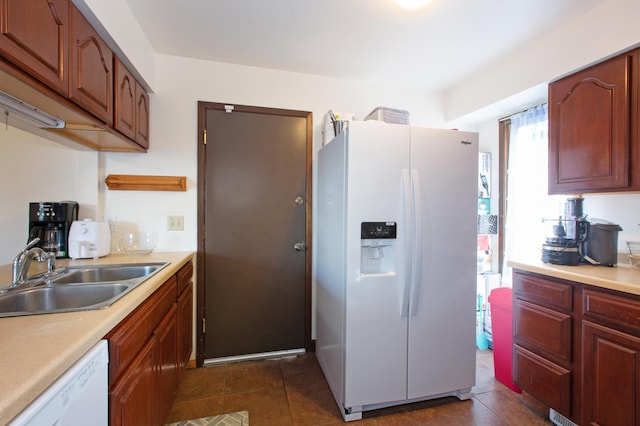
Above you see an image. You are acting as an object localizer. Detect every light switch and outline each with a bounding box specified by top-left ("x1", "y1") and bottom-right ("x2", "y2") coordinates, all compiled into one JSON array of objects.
[{"x1": 167, "y1": 215, "x2": 184, "y2": 231}]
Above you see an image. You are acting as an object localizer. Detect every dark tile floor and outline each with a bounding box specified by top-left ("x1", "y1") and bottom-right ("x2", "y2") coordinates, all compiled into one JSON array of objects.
[{"x1": 165, "y1": 350, "x2": 551, "y2": 425}]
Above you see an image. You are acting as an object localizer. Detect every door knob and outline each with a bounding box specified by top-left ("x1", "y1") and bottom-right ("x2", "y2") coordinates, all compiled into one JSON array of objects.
[
  {"x1": 294, "y1": 196, "x2": 304, "y2": 205},
  {"x1": 294, "y1": 242, "x2": 307, "y2": 252}
]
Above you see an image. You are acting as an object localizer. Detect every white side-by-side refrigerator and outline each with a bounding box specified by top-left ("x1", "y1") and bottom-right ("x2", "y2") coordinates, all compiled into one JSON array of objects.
[{"x1": 316, "y1": 121, "x2": 478, "y2": 421}]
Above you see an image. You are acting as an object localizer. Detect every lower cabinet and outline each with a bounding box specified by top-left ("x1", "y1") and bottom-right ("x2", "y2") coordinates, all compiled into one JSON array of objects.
[
  {"x1": 582, "y1": 321, "x2": 640, "y2": 426},
  {"x1": 513, "y1": 268, "x2": 640, "y2": 426},
  {"x1": 581, "y1": 287, "x2": 640, "y2": 426},
  {"x1": 513, "y1": 270, "x2": 576, "y2": 421},
  {"x1": 106, "y1": 260, "x2": 193, "y2": 426},
  {"x1": 177, "y1": 282, "x2": 193, "y2": 379},
  {"x1": 156, "y1": 304, "x2": 179, "y2": 424},
  {"x1": 110, "y1": 336, "x2": 157, "y2": 426},
  {"x1": 177, "y1": 260, "x2": 194, "y2": 381}
]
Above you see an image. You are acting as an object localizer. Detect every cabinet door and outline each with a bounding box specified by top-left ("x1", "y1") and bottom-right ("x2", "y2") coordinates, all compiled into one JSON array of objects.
[
  {"x1": 135, "y1": 80, "x2": 150, "y2": 148},
  {"x1": 0, "y1": 0, "x2": 68, "y2": 96},
  {"x1": 156, "y1": 304, "x2": 178, "y2": 425},
  {"x1": 549, "y1": 52, "x2": 632, "y2": 194},
  {"x1": 114, "y1": 57, "x2": 136, "y2": 140},
  {"x1": 110, "y1": 336, "x2": 157, "y2": 426},
  {"x1": 107, "y1": 276, "x2": 177, "y2": 384},
  {"x1": 583, "y1": 321, "x2": 640, "y2": 426},
  {"x1": 69, "y1": 4, "x2": 113, "y2": 125},
  {"x1": 178, "y1": 284, "x2": 193, "y2": 378}
]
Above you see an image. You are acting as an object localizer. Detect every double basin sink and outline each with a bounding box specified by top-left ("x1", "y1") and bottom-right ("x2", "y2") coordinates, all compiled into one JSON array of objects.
[{"x1": 0, "y1": 262, "x2": 169, "y2": 317}]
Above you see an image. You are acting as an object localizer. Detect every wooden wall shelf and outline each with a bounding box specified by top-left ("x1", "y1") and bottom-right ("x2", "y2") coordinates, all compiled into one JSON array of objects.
[{"x1": 105, "y1": 174, "x2": 187, "y2": 191}]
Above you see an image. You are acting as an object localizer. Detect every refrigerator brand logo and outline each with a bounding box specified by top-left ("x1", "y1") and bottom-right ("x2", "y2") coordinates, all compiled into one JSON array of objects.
[{"x1": 460, "y1": 140, "x2": 472, "y2": 145}]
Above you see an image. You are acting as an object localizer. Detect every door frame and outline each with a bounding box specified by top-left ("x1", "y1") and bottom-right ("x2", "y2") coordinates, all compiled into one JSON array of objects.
[{"x1": 196, "y1": 101, "x2": 313, "y2": 366}]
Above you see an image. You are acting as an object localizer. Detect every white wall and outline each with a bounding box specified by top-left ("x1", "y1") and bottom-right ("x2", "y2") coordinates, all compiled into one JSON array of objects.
[
  {"x1": 0, "y1": 127, "x2": 98, "y2": 264},
  {"x1": 101, "y1": 55, "x2": 445, "y2": 254},
  {"x1": 1, "y1": 0, "x2": 639, "y2": 286},
  {"x1": 89, "y1": 0, "x2": 640, "y2": 257},
  {"x1": 72, "y1": 0, "x2": 156, "y2": 90},
  {"x1": 447, "y1": 0, "x2": 640, "y2": 259},
  {"x1": 445, "y1": 0, "x2": 640, "y2": 125}
]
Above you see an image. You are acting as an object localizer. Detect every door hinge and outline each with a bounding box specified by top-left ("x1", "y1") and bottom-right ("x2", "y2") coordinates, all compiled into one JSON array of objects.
[
  {"x1": 203, "y1": 129, "x2": 207, "y2": 145},
  {"x1": 202, "y1": 317, "x2": 206, "y2": 333}
]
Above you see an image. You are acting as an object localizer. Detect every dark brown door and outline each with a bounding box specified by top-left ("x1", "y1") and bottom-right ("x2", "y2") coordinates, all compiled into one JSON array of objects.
[{"x1": 197, "y1": 102, "x2": 311, "y2": 362}]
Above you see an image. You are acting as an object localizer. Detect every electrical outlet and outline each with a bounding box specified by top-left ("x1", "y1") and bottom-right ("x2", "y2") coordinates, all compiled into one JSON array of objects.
[{"x1": 167, "y1": 215, "x2": 184, "y2": 231}]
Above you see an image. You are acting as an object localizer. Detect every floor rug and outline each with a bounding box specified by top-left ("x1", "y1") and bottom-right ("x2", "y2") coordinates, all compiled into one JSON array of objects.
[{"x1": 166, "y1": 411, "x2": 249, "y2": 426}]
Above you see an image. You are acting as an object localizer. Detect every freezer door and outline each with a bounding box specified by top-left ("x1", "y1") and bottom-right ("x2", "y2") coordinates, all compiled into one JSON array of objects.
[
  {"x1": 343, "y1": 122, "x2": 412, "y2": 408},
  {"x1": 406, "y1": 127, "x2": 478, "y2": 399}
]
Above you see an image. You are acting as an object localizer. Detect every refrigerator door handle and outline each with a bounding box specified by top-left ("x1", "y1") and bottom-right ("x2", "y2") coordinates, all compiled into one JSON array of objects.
[
  {"x1": 401, "y1": 169, "x2": 412, "y2": 318},
  {"x1": 409, "y1": 169, "x2": 423, "y2": 316}
]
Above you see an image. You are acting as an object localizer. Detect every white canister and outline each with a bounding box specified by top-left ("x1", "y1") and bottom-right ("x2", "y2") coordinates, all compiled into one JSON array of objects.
[{"x1": 68, "y1": 219, "x2": 111, "y2": 259}]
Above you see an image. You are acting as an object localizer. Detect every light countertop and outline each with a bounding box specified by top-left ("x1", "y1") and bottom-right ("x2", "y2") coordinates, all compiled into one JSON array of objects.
[
  {"x1": 0, "y1": 251, "x2": 195, "y2": 425},
  {"x1": 508, "y1": 258, "x2": 640, "y2": 296}
]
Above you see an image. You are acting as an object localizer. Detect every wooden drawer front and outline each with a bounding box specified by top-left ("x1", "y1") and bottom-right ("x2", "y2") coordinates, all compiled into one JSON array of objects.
[
  {"x1": 514, "y1": 299, "x2": 572, "y2": 363},
  {"x1": 514, "y1": 345, "x2": 571, "y2": 415},
  {"x1": 107, "y1": 275, "x2": 177, "y2": 382},
  {"x1": 583, "y1": 288, "x2": 640, "y2": 334},
  {"x1": 177, "y1": 261, "x2": 193, "y2": 295},
  {"x1": 513, "y1": 271, "x2": 573, "y2": 311}
]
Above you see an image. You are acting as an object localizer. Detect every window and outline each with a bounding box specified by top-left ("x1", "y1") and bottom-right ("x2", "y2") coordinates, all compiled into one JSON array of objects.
[{"x1": 499, "y1": 104, "x2": 563, "y2": 285}]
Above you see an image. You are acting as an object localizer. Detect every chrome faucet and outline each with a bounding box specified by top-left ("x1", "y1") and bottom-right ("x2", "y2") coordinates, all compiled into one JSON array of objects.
[{"x1": 10, "y1": 238, "x2": 56, "y2": 289}]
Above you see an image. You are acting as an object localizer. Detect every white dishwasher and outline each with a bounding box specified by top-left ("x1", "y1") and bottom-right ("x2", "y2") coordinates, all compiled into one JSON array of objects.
[{"x1": 9, "y1": 340, "x2": 109, "y2": 426}]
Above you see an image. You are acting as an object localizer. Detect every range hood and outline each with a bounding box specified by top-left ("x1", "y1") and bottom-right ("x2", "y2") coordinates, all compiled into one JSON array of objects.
[{"x1": 0, "y1": 60, "x2": 145, "y2": 152}]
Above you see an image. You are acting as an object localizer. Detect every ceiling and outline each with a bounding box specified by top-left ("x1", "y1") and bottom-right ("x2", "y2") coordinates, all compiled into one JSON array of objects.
[{"x1": 123, "y1": 0, "x2": 603, "y2": 92}]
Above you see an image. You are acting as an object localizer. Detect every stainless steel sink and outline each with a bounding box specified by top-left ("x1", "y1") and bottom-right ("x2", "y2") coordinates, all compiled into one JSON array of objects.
[
  {"x1": 0, "y1": 262, "x2": 169, "y2": 317},
  {"x1": 52, "y1": 263, "x2": 166, "y2": 284},
  {"x1": 0, "y1": 283, "x2": 131, "y2": 315}
]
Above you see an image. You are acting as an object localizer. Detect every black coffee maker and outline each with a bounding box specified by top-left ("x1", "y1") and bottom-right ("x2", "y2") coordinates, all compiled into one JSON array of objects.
[{"x1": 28, "y1": 201, "x2": 78, "y2": 258}]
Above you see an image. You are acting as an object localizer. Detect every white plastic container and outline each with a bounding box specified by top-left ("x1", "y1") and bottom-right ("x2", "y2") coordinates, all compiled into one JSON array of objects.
[
  {"x1": 364, "y1": 107, "x2": 410, "y2": 125},
  {"x1": 68, "y1": 219, "x2": 111, "y2": 259}
]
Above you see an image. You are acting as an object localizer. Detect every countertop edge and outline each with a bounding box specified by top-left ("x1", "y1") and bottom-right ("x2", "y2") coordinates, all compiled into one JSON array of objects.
[
  {"x1": 508, "y1": 260, "x2": 640, "y2": 296},
  {"x1": 0, "y1": 251, "x2": 195, "y2": 425}
]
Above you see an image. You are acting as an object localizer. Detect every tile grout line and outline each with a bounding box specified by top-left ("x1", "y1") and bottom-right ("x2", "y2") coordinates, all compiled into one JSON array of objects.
[{"x1": 278, "y1": 358, "x2": 297, "y2": 425}]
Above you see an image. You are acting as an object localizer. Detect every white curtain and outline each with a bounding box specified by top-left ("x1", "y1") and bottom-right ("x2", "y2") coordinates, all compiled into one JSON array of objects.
[{"x1": 502, "y1": 104, "x2": 562, "y2": 285}]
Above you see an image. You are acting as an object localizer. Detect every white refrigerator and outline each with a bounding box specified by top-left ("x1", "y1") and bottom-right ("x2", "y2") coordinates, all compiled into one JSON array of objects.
[{"x1": 316, "y1": 121, "x2": 478, "y2": 421}]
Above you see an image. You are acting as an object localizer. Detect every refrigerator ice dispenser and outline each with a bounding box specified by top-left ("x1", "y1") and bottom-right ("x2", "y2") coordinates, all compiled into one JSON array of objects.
[{"x1": 360, "y1": 222, "x2": 397, "y2": 275}]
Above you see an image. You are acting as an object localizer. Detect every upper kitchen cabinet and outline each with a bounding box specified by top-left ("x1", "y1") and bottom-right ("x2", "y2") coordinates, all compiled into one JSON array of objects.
[
  {"x1": 0, "y1": 0, "x2": 69, "y2": 96},
  {"x1": 0, "y1": 1, "x2": 149, "y2": 151},
  {"x1": 114, "y1": 58, "x2": 149, "y2": 149},
  {"x1": 69, "y1": 3, "x2": 113, "y2": 125},
  {"x1": 135, "y1": 80, "x2": 149, "y2": 148},
  {"x1": 548, "y1": 49, "x2": 638, "y2": 194},
  {"x1": 114, "y1": 58, "x2": 135, "y2": 140}
]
